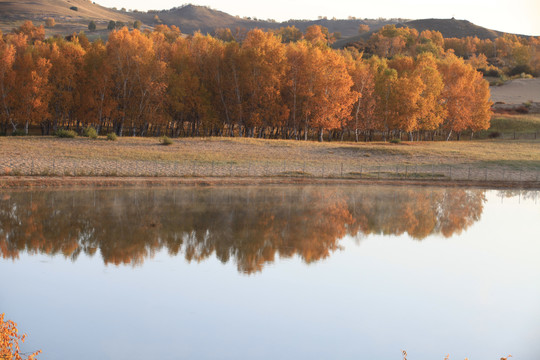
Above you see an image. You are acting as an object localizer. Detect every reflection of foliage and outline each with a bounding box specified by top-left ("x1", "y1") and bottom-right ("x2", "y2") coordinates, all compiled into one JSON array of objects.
[
  {"x1": 0, "y1": 187, "x2": 486, "y2": 273},
  {"x1": 0, "y1": 313, "x2": 41, "y2": 360}
]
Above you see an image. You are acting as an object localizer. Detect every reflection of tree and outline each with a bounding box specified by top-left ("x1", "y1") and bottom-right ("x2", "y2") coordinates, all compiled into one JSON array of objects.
[{"x1": 0, "y1": 187, "x2": 486, "y2": 273}]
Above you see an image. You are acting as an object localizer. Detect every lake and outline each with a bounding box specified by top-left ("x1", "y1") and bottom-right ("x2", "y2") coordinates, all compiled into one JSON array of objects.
[{"x1": 1, "y1": 186, "x2": 539, "y2": 360}]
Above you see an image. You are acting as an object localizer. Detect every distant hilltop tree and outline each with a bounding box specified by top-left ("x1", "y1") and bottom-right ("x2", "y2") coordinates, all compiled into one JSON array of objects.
[
  {"x1": 358, "y1": 24, "x2": 370, "y2": 34},
  {"x1": 45, "y1": 18, "x2": 55, "y2": 28},
  {"x1": 107, "y1": 20, "x2": 116, "y2": 30},
  {"x1": 88, "y1": 21, "x2": 96, "y2": 32}
]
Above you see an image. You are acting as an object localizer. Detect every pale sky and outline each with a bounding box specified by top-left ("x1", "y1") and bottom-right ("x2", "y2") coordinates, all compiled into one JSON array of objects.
[{"x1": 93, "y1": 0, "x2": 540, "y2": 36}]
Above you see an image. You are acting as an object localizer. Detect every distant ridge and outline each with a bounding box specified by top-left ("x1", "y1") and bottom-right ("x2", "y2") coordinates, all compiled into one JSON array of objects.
[{"x1": 0, "y1": 1, "x2": 528, "y2": 41}]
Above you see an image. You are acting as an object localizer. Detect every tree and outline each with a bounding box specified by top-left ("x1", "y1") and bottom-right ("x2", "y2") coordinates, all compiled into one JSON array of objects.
[
  {"x1": 88, "y1": 21, "x2": 96, "y2": 32},
  {"x1": 133, "y1": 20, "x2": 142, "y2": 30},
  {"x1": 239, "y1": 29, "x2": 288, "y2": 137},
  {"x1": 1, "y1": 313, "x2": 41, "y2": 360},
  {"x1": 106, "y1": 28, "x2": 167, "y2": 136},
  {"x1": 358, "y1": 24, "x2": 370, "y2": 34},
  {"x1": 45, "y1": 18, "x2": 55, "y2": 28},
  {"x1": 345, "y1": 51, "x2": 376, "y2": 141},
  {"x1": 438, "y1": 53, "x2": 492, "y2": 139},
  {"x1": 107, "y1": 20, "x2": 116, "y2": 31}
]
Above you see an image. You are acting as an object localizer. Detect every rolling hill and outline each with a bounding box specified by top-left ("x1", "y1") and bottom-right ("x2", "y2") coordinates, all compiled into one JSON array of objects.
[
  {"x1": 333, "y1": 17, "x2": 511, "y2": 48},
  {"x1": 0, "y1": 1, "x2": 526, "y2": 42}
]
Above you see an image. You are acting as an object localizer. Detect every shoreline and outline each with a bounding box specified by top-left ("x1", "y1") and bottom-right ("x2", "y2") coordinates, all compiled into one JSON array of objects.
[{"x1": 1, "y1": 175, "x2": 539, "y2": 190}]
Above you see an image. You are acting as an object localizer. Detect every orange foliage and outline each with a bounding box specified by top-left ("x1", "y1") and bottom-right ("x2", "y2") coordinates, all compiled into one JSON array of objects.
[{"x1": 0, "y1": 313, "x2": 41, "y2": 360}]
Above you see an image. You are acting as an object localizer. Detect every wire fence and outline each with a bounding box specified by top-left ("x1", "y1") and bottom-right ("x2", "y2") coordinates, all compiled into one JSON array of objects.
[{"x1": 2, "y1": 159, "x2": 540, "y2": 183}]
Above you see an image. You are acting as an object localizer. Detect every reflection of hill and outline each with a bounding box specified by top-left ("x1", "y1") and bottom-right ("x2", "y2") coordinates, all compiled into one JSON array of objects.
[{"x1": 0, "y1": 187, "x2": 485, "y2": 273}]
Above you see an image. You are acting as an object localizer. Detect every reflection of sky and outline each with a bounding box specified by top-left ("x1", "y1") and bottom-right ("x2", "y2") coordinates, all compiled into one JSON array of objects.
[{"x1": 1, "y1": 190, "x2": 539, "y2": 360}]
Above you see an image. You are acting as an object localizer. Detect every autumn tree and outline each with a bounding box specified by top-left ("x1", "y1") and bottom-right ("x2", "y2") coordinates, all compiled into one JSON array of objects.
[
  {"x1": 44, "y1": 38, "x2": 86, "y2": 133},
  {"x1": 345, "y1": 51, "x2": 376, "y2": 141},
  {"x1": 0, "y1": 313, "x2": 41, "y2": 360},
  {"x1": 438, "y1": 53, "x2": 492, "y2": 139},
  {"x1": 239, "y1": 29, "x2": 288, "y2": 137},
  {"x1": 106, "y1": 28, "x2": 167, "y2": 135},
  {"x1": 358, "y1": 24, "x2": 370, "y2": 34},
  {"x1": 45, "y1": 18, "x2": 55, "y2": 28}
]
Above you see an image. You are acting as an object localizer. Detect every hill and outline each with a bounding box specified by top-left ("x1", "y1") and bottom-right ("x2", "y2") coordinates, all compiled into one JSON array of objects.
[
  {"x1": 334, "y1": 18, "x2": 513, "y2": 48},
  {"x1": 0, "y1": 2, "x2": 527, "y2": 41},
  {"x1": 0, "y1": 0, "x2": 132, "y2": 36}
]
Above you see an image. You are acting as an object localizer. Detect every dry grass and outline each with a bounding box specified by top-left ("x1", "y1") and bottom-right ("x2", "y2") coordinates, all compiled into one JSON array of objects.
[{"x1": 0, "y1": 136, "x2": 539, "y2": 182}]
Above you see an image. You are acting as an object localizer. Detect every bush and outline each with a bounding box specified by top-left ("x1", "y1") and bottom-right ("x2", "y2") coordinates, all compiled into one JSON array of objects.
[
  {"x1": 488, "y1": 131, "x2": 501, "y2": 139},
  {"x1": 133, "y1": 20, "x2": 142, "y2": 29},
  {"x1": 55, "y1": 129, "x2": 77, "y2": 138},
  {"x1": 107, "y1": 132, "x2": 118, "y2": 141},
  {"x1": 70, "y1": 6, "x2": 78, "y2": 11},
  {"x1": 45, "y1": 18, "x2": 55, "y2": 28},
  {"x1": 11, "y1": 129, "x2": 26, "y2": 136},
  {"x1": 107, "y1": 20, "x2": 116, "y2": 30},
  {"x1": 159, "y1": 136, "x2": 173, "y2": 146},
  {"x1": 82, "y1": 126, "x2": 98, "y2": 139},
  {"x1": 88, "y1": 21, "x2": 96, "y2": 31},
  {"x1": 390, "y1": 138, "x2": 401, "y2": 144}
]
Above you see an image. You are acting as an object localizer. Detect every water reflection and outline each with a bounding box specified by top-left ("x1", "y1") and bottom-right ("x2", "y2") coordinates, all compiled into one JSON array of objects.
[{"x1": 0, "y1": 186, "x2": 487, "y2": 273}]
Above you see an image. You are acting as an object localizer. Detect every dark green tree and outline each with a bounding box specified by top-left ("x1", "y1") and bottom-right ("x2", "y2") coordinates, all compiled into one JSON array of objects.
[{"x1": 88, "y1": 21, "x2": 96, "y2": 32}]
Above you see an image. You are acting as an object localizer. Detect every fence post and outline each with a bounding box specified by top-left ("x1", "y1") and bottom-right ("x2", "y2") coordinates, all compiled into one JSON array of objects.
[
  {"x1": 360, "y1": 165, "x2": 363, "y2": 178},
  {"x1": 340, "y1": 163, "x2": 343, "y2": 178},
  {"x1": 31, "y1": 159, "x2": 34, "y2": 176},
  {"x1": 52, "y1": 159, "x2": 55, "y2": 176},
  {"x1": 431, "y1": 164, "x2": 434, "y2": 178},
  {"x1": 211, "y1": 161, "x2": 214, "y2": 176},
  {"x1": 468, "y1": 167, "x2": 471, "y2": 181},
  {"x1": 449, "y1": 165, "x2": 452, "y2": 180},
  {"x1": 405, "y1": 165, "x2": 408, "y2": 179},
  {"x1": 378, "y1": 166, "x2": 381, "y2": 180}
]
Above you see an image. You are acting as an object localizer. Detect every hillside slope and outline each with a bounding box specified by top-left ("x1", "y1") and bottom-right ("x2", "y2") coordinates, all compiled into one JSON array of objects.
[
  {"x1": 334, "y1": 18, "x2": 512, "y2": 48},
  {"x1": 0, "y1": 2, "x2": 526, "y2": 41}
]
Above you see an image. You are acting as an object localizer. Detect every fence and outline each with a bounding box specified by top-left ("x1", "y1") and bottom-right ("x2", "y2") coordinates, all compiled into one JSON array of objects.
[{"x1": 2, "y1": 159, "x2": 540, "y2": 184}]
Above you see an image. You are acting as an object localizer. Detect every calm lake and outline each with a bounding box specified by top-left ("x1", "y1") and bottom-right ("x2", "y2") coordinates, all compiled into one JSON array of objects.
[{"x1": 1, "y1": 186, "x2": 539, "y2": 360}]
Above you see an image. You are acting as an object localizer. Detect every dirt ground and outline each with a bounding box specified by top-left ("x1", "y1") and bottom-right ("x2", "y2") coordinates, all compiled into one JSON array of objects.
[
  {"x1": 1, "y1": 136, "x2": 539, "y2": 188},
  {"x1": 490, "y1": 78, "x2": 540, "y2": 104}
]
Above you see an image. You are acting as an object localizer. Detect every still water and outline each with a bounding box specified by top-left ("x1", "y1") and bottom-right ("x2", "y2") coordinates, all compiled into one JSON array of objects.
[{"x1": 0, "y1": 186, "x2": 539, "y2": 360}]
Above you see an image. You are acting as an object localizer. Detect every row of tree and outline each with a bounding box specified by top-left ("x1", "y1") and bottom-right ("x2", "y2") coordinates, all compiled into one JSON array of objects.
[
  {"x1": 352, "y1": 25, "x2": 540, "y2": 77},
  {"x1": 0, "y1": 22, "x2": 491, "y2": 141}
]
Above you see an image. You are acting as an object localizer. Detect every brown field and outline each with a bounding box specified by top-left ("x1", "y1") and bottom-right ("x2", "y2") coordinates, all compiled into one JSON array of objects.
[{"x1": 1, "y1": 136, "x2": 539, "y2": 188}]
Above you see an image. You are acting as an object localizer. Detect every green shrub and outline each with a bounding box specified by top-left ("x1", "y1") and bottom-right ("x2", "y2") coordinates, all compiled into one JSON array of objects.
[
  {"x1": 11, "y1": 129, "x2": 26, "y2": 136},
  {"x1": 55, "y1": 129, "x2": 77, "y2": 138},
  {"x1": 82, "y1": 126, "x2": 98, "y2": 139},
  {"x1": 107, "y1": 132, "x2": 118, "y2": 141},
  {"x1": 160, "y1": 136, "x2": 173, "y2": 146},
  {"x1": 390, "y1": 138, "x2": 401, "y2": 144}
]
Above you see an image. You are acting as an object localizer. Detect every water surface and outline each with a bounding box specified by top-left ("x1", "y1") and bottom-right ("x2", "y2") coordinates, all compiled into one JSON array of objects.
[{"x1": 0, "y1": 186, "x2": 539, "y2": 359}]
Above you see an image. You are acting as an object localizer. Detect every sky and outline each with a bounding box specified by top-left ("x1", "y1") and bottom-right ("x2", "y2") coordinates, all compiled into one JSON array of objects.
[{"x1": 93, "y1": 0, "x2": 540, "y2": 36}]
